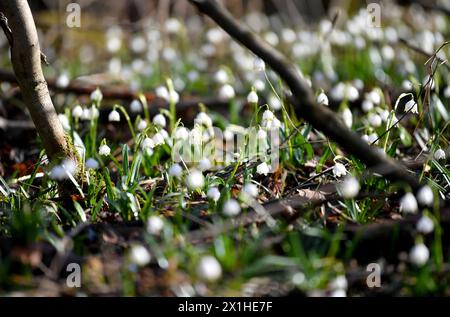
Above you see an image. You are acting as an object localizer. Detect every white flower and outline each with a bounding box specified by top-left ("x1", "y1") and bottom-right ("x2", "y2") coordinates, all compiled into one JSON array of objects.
[
  {"x1": 214, "y1": 69, "x2": 229, "y2": 84},
  {"x1": 72, "y1": 105, "x2": 83, "y2": 118},
  {"x1": 198, "y1": 158, "x2": 212, "y2": 171},
  {"x1": 409, "y1": 244, "x2": 429, "y2": 266},
  {"x1": 253, "y1": 57, "x2": 265, "y2": 72},
  {"x1": 247, "y1": 90, "x2": 259, "y2": 104},
  {"x1": 152, "y1": 114, "x2": 166, "y2": 127},
  {"x1": 342, "y1": 108, "x2": 353, "y2": 128},
  {"x1": 186, "y1": 170, "x2": 204, "y2": 190},
  {"x1": 254, "y1": 79, "x2": 265, "y2": 91},
  {"x1": 197, "y1": 256, "x2": 222, "y2": 282},
  {"x1": 50, "y1": 158, "x2": 77, "y2": 181},
  {"x1": 218, "y1": 84, "x2": 235, "y2": 101},
  {"x1": 174, "y1": 127, "x2": 189, "y2": 140},
  {"x1": 368, "y1": 133, "x2": 378, "y2": 144},
  {"x1": 444, "y1": 86, "x2": 450, "y2": 98},
  {"x1": 129, "y1": 245, "x2": 151, "y2": 266},
  {"x1": 257, "y1": 128, "x2": 267, "y2": 140},
  {"x1": 243, "y1": 183, "x2": 258, "y2": 198},
  {"x1": 147, "y1": 216, "x2": 164, "y2": 235},
  {"x1": 337, "y1": 176, "x2": 360, "y2": 199},
  {"x1": 256, "y1": 162, "x2": 270, "y2": 176},
  {"x1": 169, "y1": 90, "x2": 180, "y2": 104},
  {"x1": 195, "y1": 112, "x2": 213, "y2": 127},
  {"x1": 362, "y1": 100, "x2": 374, "y2": 113},
  {"x1": 416, "y1": 185, "x2": 434, "y2": 206},
  {"x1": 168, "y1": 163, "x2": 183, "y2": 178},
  {"x1": 367, "y1": 90, "x2": 381, "y2": 105},
  {"x1": 346, "y1": 85, "x2": 359, "y2": 101},
  {"x1": 417, "y1": 216, "x2": 434, "y2": 234},
  {"x1": 99, "y1": 144, "x2": 111, "y2": 156},
  {"x1": 56, "y1": 72, "x2": 70, "y2": 88},
  {"x1": 223, "y1": 199, "x2": 241, "y2": 217},
  {"x1": 330, "y1": 289, "x2": 347, "y2": 297},
  {"x1": 155, "y1": 86, "x2": 169, "y2": 101},
  {"x1": 402, "y1": 80, "x2": 413, "y2": 91},
  {"x1": 399, "y1": 192, "x2": 418, "y2": 214},
  {"x1": 108, "y1": 109, "x2": 120, "y2": 122},
  {"x1": 380, "y1": 109, "x2": 390, "y2": 122},
  {"x1": 58, "y1": 114, "x2": 70, "y2": 131},
  {"x1": 137, "y1": 120, "x2": 148, "y2": 131},
  {"x1": 317, "y1": 92, "x2": 329, "y2": 106},
  {"x1": 405, "y1": 99, "x2": 418, "y2": 114},
  {"x1": 368, "y1": 113, "x2": 382, "y2": 127},
  {"x1": 85, "y1": 158, "x2": 99, "y2": 170},
  {"x1": 333, "y1": 163, "x2": 347, "y2": 178},
  {"x1": 262, "y1": 110, "x2": 275, "y2": 121},
  {"x1": 142, "y1": 137, "x2": 155, "y2": 150},
  {"x1": 268, "y1": 94, "x2": 282, "y2": 110},
  {"x1": 130, "y1": 99, "x2": 142, "y2": 113},
  {"x1": 207, "y1": 187, "x2": 221, "y2": 202},
  {"x1": 434, "y1": 148, "x2": 446, "y2": 160},
  {"x1": 152, "y1": 133, "x2": 165, "y2": 146},
  {"x1": 90, "y1": 88, "x2": 103, "y2": 102}
]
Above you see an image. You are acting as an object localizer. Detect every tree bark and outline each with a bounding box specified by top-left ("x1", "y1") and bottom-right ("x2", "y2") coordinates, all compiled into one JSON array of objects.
[{"x1": 0, "y1": 0, "x2": 74, "y2": 164}]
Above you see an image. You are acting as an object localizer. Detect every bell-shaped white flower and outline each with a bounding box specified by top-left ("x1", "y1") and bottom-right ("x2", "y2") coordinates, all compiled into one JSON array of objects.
[
  {"x1": 207, "y1": 187, "x2": 221, "y2": 202},
  {"x1": 98, "y1": 144, "x2": 111, "y2": 156},
  {"x1": 186, "y1": 170, "x2": 205, "y2": 190},
  {"x1": 152, "y1": 114, "x2": 166, "y2": 127},
  {"x1": 409, "y1": 244, "x2": 429, "y2": 266},
  {"x1": 434, "y1": 148, "x2": 446, "y2": 160},
  {"x1": 337, "y1": 176, "x2": 360, "y2": 199},
  {"x1": 147, "y1": 216, "x2": 164, "y2": 235},
  {"x1": 256, "y1": 162, "x2": 270, "y2": 176},
  {"x1": 108, "y1": 109, "x2": 120, "y2": 122},
  {"x1": 416, "y1": 185, "x2": 433, "y2": 206},
  {"x1": 399, "y1": 192, "x2": 418, "y2": 214},
  {"x1": 72, "y1": 105, "x2": 83, "y2": 118},
  {"x1": 168, "y1": 163, "x2": 183, "y2": 178},
  {"x1": 223, "y1": 199, "x2": 241, "y2": 217},
  {"x1": 85, "y1": 158, "x2": 99, "y2": 170},
  {"x1": 416, "y1": 216, "x2": 434, "y2": 234},
  {"x1": 218, "y1": 84, "x2": 235, "y2": 101},
  {"x1": 317, "y1": 92, "x2": 329, "y2": 106},
  {"x1": 130, "y1": 99, "x2": 142, "y2": 113},
  {"x1": 333, "y1": 163, "x2": 347, "y2": 178},
  {"x1": 197, "y1": 256, "x2": 222, "y2": 282},
  {"x1": 247, "y1": 90, "x2": 259, "y2": 104},
  {"x1": 129, "y1": 244, "x2": 151, "y2": 266}
]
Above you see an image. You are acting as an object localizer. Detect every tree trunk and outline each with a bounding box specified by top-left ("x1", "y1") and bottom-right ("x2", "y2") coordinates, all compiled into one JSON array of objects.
[{"x1": 0, "y1": 1, "x2": 77, "y2": 176}]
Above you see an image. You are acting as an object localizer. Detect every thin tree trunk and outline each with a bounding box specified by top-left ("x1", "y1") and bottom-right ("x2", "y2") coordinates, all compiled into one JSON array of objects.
[{"x1": 0, "y1": 1, "x2": 76, "y2": 166}]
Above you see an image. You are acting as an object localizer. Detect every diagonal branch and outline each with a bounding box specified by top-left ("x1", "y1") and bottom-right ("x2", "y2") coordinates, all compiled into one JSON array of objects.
[{"x1": 189, "y1": 0, "x2": 420, "y2": 190}]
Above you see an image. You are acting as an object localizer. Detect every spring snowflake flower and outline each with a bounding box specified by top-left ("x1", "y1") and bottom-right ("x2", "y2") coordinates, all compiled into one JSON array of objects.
[
  {"x1": 247, "y1": 90, "x2": 259, "y2": 104},
  {"x1": 253, "y1": 57, "x2": 266, "y2": 72},
  {"x1": 197, "y1": 256, "x2": 222, "y2": 282},
  {"x1": 168, "y1": 163, "x2": 183, "y2": 178},
  {"x1": 256, "y1": 162, "x2": 270, "y2": 176},
  {"x1": 141, "y1": 137, "x2": 155, "y2": 150},
  {"x1": 262, "y1": 110, "x2": 275, "y2": 121},
  {"x1": 362, "y1": 100, "x2": 374, "y2": 113},
  {"x1": 169, "y1": 90, "x2": 180, "y2": 104},
  {"x1": 137, "y1": 120, "x2": 147, "y2": 131},
  {"x1": 85, "y1": 158, "x2": 99, "y2": 170},
  {"x1": 333, "y1": 163, "x2": 347, "y2": 178},
  {"x1": 56, "y1": 72, "x2": 70, "y2": 88},
  {"x1": 242, "y1": 183, "x2": 258, "y2": 198},
  {"x1": 156, "y1": 86, "x2": 170, "y2": 101},
  {"x1": 147, "y1": 216, "x2": 164, "y2": 235},
  {"x1": 416, "y1": 216, "x2": 434, "y2": 234},
  {"x1": 130, "y1": 99, "x2": 142, "y2": 113},
  {"x1": 268, "y1": 94, "x2": 282, "y2": 110},
  {"x1": 444, "y1": 86, "x2": 450, "y2": 98},
  {"x1": 337, "y1": 176, "x2": 360, "y2": 199},
  {"x1": 404, "y1": 99, "x2": 418, "y2": 114},
  {"x1": 218, "y1": 84, "x2": 235, "y2": 101},
  {"x1": 198, "y1": 158, "x2": 212, "y2": 171},
  {"x1": 399, "y1": 192, "x2": 418, "y2": 214},
  {"x1": 58, "y1": 114, "x2": 70, "y2": 131},
  {"x1": 363, "y1": 133, "x2": 378, "y2": 144},
  {"x1": 207, "y1": 187, "x2": 221, "y2": 202},
  {"x1": 329, "y1": 275, "x2": 348, "y2": 291},
  {"x1": 129, "y1": 245, "x2": 151, "y2": 267},
  {"x1": 152, "y1": 114, "x2": 166, "y2": 127},
  {"x1": 416, "y1": 185, "x2": 433, "y2": 206},
  {"x1": 152, "y1": 133, "x2": 165, "y2": 146},
  {"x1": 108, "y1": 109, "x2": 120, "y2": 122},
  {"x1": 50, "y1": 158, "x2": 77, "y2": 181},
  {"x1": 342, "y1": 108, "x2": 353, "y2": 128},
  {"x1": 98, "y1": 144, "x2": 111, "y2": 156},
  {"x1": 368, "y1": 113, "x2": 382, "y2": 128},
  {"x1": 186, "y1": 170, "x2": 205, "y2": 190},
  {"x1": 317, "y1": 92, "x2": 329, "y2": 106},
  {"x1": 367, "y1": 90, "x2": 381, "y2": 105},
  {"x1": 223, "y1": 199, "x2": 241, "y2": 217},
  {"x1": 257, "y1": 128, "x2": 267, "y2": 140},
  {"x1": 214, "y1": 69, "x2": 229, "y2": 84},
  {"x1": 72, "y1": 105, "x2": 83, "y2": 118},
  {"x1": 195, "y1": 112, "x2": 213, "y2": 127},
  {"x1": 174, "y1": 126, "x2": 189, "y2": 140},
  {"x1": 434, "y1": 148, "x2": 446, "y2": 160},
  {"x1": 409, "y1": 244, "x2": 429, "y2": 266},
  {"x1": 90, "y1": 88, "x2": 103, "y2": 102}
]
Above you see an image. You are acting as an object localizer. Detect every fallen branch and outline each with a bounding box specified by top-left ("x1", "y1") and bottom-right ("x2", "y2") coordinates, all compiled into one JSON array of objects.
[{"x1": 188, "y1": 0, "x2": 420, "y2": 190}]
